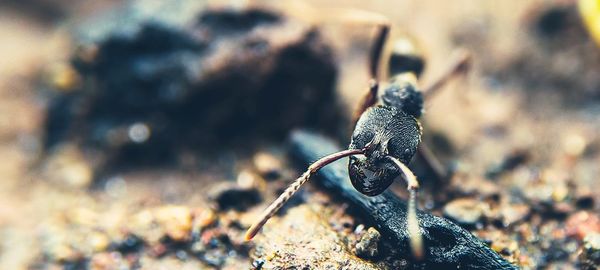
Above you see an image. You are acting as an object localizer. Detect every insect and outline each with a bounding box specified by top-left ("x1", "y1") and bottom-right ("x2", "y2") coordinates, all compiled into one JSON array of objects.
[{"x1": 244, "y1": 13, "x2": 470, "y2": 259}]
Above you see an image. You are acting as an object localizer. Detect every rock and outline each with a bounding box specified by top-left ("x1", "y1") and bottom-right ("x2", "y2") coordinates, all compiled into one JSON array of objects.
[
  {"x1": 154, "y1": 205, "x2": 193, "y2": 242},
  {"x1": 354, "y1": 227, "x2": 381, "y2": 259},
  {"x1": 43, "y1": 1, "x2": 342, "y2": 171},
  {"x1": 250, "y1": 206, "x2": 380, "y2": 270},
  {"x1": 89, "y1": 252, "x2": 129, "y2": 270},
  {"x1": 580, "y1": 232, "x2": 600, "y2": 269},
  {"x1": 443, "y1": 198, "x2": 487, "y2": 226},
  {"x1": 43, "y1": 144, "x2": 93, "y2": 188},
  {"x1": 253, "y1": 152, "x2": 283, "y2": 179},
  {"x1": 500, "y1": 204, "x2": 531, "y2": 227},
  {"x1": 565, "y1": 211, "x2": 600, "y2": 241},
  {"x1": 209, "y1": 183, "x2": 261, "y2": 211},
  {"x1": 236, "y1": 170, "x2": 265, "y2": 190},
  {"x1": 129, "y1": 205, "x2": 194, "y2": 243},
  {"x1": 485, "y1": 150, "x2": 530, "y2": 179}
]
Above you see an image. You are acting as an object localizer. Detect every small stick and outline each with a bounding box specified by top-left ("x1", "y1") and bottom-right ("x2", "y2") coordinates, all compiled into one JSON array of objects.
[
  {"x1": 245, "y1": 148, "x2": 365, "y2": 241},
  {"x1": 388, "y1": 156, "x2": 423, "y2": 259}
]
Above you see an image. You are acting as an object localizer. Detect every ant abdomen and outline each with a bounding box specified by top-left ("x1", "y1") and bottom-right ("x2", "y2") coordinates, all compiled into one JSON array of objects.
[
  {"x1": 388, "y1": 38, "x2": 425, "y2": 78},
  {"x1": 348, "y1": 105, "x2": 421, "y2": 196}
]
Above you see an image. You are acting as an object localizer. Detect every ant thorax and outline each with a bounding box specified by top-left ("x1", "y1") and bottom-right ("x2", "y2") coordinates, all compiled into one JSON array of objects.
[{"x1": 380, "y1": 76, "x2": 424, "y2": 119}]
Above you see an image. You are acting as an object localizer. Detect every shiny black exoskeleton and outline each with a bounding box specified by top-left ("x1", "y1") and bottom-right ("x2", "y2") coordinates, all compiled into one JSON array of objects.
[{"x1": 348, "y1": 82, "x2": 423, "y2": 196}]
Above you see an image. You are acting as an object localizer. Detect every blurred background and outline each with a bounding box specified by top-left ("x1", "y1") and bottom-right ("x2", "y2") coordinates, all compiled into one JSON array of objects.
[{"x1": 1, "y1": 0, "x2": 599, "y2": 269}]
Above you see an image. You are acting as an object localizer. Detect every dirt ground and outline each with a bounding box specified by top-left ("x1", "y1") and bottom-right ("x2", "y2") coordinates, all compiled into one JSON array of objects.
[{"x1": 1, "y1": 0, "x2": 599, "y2": 269}]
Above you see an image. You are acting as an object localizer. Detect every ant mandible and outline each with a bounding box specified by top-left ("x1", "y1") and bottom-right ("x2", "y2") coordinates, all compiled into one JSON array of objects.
[{"x1": 245, "y1": 13, "x2": 471, "y2": 259}]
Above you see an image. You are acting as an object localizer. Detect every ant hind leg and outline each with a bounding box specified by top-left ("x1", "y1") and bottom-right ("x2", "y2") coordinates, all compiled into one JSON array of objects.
[
  {"x1": 423, "y1": 49, "x2": 471, "y2": 99},
  {"x1": 418, "y1": 48, "x2": 472, "y2": 182}
]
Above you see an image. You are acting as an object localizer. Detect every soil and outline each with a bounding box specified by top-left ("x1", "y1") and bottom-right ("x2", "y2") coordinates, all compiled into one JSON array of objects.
[{"x1": 0, "y1": 0, "x2": 598, "y2": 269}]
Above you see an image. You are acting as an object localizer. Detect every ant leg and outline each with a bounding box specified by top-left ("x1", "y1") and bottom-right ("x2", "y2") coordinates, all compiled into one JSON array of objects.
[
  {"x1": 388, "y1": 156, "x2": 424, "y2": 259},
  {"x1": 352, "y1": 79, "x2": 379, "y2": 125},
  {"x1": 423, "y1": 48, "x2": 471, "y2": 99},
  {"x1": 417, "y1": 143, "x2": 447, "y2": 182},
  {"x1": 352, "y1": 23, "x2": 390, "y2": 125},
  {"x1": 417, "y1": 49, "x2": 471, "y2": 181},
  {"x1": 245, "y1": 148, "x2": 365, "y2": 241}
]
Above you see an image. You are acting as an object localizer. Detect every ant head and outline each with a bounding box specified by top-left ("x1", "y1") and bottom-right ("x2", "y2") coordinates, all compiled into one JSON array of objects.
[
  {"x1": 348, "y1": 106, "x2": 421, "y2": 196},
  {"x1": 348, "y1": 153, "x2": 399, "y2": 196},
  {"x1": 387, "y1": 37, "x2": 425, "y2": 78}
]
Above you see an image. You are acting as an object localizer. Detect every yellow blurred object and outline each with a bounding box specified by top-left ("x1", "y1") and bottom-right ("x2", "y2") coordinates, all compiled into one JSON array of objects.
[
  {"x1": 49, "y1": 62, "x2": 81, "y2": 92},
  {"x1": 579, "y1": 0, "x2": 600, "y2": 46}
]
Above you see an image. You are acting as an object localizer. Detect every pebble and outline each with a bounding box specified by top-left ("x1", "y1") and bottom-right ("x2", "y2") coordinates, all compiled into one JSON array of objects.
[
  {"x1": 500, "y1": 203, "x2": 531, "y2": 226},
  {"x1": 253, "y1": 152, "x2": 282, "y2": 179},
  {"x1": 44, "y1": 145, "x2": 93, "y2": 188},
  {"x1": 252, "y1": 258, "x2": 266, "y2": 270},
  {"x1": 565, "y1": 211, "x2": 600, "y2": 240},
  {"x1": 580, "y1": 232, "x2": 600, "y2": 269},
  {"x1": 209, "y1": 183, "x2": 261, "y2": 211},
  {"x1": 89, "y1": 252, "x2": 128, "y2": 270},
  {"x1": 48, "y1": 62, "x2": 81, "y2": 92},
  {"x1": 354, "y1": 227, "x2": 380, "y2": 259},
  {"x1": 562, "y1": 133, "x2": 587, "y2": 157},
  {"x1": 443, "y1": 198, "x2": 486, "y2": 226},
  {"x1": 154, "y1": 205, "x2": 193, "y2": 242}
]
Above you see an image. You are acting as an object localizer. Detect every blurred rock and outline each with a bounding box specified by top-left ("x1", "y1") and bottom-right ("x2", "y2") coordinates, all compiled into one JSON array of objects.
[
  {"x1": 443, "y1": 198, "x2": 487, "y2": 227},
  {"x1": 43, "y1": 0, "x2": 342, "y2": 171},
  {"x1": 153, "y1": 205, "x2": 193, "y2": 242},
  {"x1": 43, "y1": 144, "x2": 93, "y2": 188},
  {"x1": 565, "y1": 211, "x2": 600, "y2": 241},
  {"x1": 252, "y1": 152, "x2": 283, "y2": 180},
  {"x1": 209, "y1": 182, "x2": 261, "y2": 211},
  {"x1": 354, "y1": 227, "x2": 381, "y2": 259},
  {"x1": 500, "y1": 203, "x2": 531, "y2": 227},
  {"x1": 580, "y1": 232, "x2": 600, "y2": 269}
]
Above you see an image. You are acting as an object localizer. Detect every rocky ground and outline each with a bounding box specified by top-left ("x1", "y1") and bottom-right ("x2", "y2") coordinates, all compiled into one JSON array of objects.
[{"x1": 0, "y1": 0, "x2": 599, "y2": 269}]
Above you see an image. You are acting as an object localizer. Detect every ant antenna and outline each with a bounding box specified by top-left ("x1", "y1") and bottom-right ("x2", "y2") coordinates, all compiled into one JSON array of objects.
[
  {"x1": 387, "y1": 156, "x2": 424, "y2": 259},
  {"x1": 245, "y1": 148, "x2": 365, "y2": 241}
]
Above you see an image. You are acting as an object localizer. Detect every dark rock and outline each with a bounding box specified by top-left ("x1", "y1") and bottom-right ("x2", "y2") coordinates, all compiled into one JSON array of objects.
[
  {"x1": 43, "y1": 0, "x2": 342, "y2": 171},
  {"x1": 485, "y1": 150, "x2": 530, "y2": 180},
  {"x1": 289, "y1": 130, "x2": 517, "y2": 270},
  {"x1": 209, "y1": 183, "x2": 261, "y2": 211}
]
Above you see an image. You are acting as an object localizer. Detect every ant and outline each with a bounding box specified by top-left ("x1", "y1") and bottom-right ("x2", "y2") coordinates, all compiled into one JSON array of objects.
[{"x1": 245, "y1": 13, "x2": 471, "y2": 259}]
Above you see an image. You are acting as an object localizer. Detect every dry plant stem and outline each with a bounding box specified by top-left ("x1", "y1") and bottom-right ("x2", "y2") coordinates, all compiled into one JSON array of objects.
[
  {"x1": 423, "y1": 49, "x2": 471, "y2": 99},
  {"x1": 388, "y1": 156, "x2": 424, "y2": 260},
  {"x1": 245, "y1": 148, "x2": 365, "y2": 241}
]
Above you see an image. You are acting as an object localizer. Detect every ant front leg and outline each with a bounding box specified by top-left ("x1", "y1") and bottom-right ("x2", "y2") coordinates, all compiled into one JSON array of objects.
[
  {"x1": 352, "y1": 23, "x2": 390, "y2": 126},
  {"x1": 388, "y1": 156, "x2": 424, "y2": 259}
]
